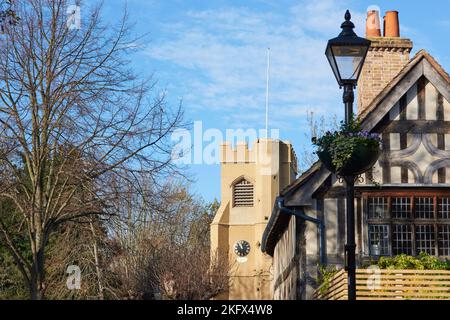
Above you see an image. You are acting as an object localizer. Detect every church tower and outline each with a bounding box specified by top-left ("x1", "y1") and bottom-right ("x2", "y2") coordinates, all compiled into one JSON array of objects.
[{"x1": 211, "y1": 138, "x2": 297, "y2": 299}]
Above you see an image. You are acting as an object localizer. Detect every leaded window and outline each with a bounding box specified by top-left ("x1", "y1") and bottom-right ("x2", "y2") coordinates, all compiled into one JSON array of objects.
[
  {"x1": 415, "y1": 225, "x2": 435, "y2": 255},
  {"x1": 438, "y1": 197, "x2": 450, "y2": 219},
  {"x1": 438, "y1": 225, "x2": 450, "y2": 256},
  {"x1": 391, "y1": 197, "x2": 410, "y2": 219},
  {"x1": 392, "y1": 224, "x2": 413, "y2": 255},
  {"x1": 368, "y1": 197, "x2": 388, "y2": 219},
  {"x1": 369, "y1": 225, "x2": 390, "y2": 256},
  {"x1": 365, "y1": 193, "x2": 450, "y2": 257},
  {"x1": 415, "y1": 197, "x2": 434, "y2": 219}
]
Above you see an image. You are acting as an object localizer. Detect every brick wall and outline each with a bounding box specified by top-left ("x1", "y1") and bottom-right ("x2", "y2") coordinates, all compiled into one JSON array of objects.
[{"x1": 357, "y1": 37, "x2": 413, "y2": 114}]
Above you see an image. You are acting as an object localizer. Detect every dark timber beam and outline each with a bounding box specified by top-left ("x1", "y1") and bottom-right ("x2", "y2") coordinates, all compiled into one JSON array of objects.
[{"x1": 379, "y1": 120, "x2": 450, "y2": 134}]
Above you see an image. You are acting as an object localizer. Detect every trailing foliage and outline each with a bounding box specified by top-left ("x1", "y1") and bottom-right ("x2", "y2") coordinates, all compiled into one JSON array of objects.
[
  {"x1": 312, "y1": 117, "x2": 381, "y2": 172},
  {"x1": 317, "y1": 264, "x2": 339, "y2": 294}
]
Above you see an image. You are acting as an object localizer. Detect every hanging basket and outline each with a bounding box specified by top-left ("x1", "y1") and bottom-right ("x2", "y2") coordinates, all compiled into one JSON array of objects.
[{"x1": 318, "y1": 144, "x2": 381, "y2": 176}]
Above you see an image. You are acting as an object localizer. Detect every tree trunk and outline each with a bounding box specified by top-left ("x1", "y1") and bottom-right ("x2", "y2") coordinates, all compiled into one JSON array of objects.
[
  {"x1": 30, "y1": 248, "x2": 46, "y2": 300},
  {"x1": 90, "y1": 221, "x2": 105, "y2": 300}
]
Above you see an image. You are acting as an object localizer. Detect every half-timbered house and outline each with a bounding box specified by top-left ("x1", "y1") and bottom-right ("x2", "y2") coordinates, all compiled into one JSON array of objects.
[{"x1": 261, "y1": 12, "x2": 450, "y2": 300}]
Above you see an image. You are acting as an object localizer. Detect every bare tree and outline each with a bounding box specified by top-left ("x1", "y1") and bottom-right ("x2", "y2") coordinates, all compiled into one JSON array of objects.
[
  {"x1": 0, "y1": 0, "x2": 182, "y2": 299},
  {"x1": 298, "y1": 111, "x2": 338, "y2": 173},
  {"x1": 43, "y1": 217, "x2": 110, "y2": 299},
  {"x1": 153, "y1": 246, "x2": 230, "y2": 300},
  {"x1": 108, "y1": 181, "x2": 230, "y2": 300}
]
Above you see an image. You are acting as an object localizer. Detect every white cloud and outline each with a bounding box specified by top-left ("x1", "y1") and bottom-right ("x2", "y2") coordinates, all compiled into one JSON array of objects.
[
  {"x1": 144, "y1": 0, "x2": 366, "y2": 129},
  {"x1": 439, "y1": 20, "x2": 450, "y2": 28}
]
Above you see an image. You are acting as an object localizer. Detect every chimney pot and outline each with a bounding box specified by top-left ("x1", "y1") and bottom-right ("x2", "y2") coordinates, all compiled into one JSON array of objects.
[
  {"x1": 366, "y1": 10, "x2": 381, "y2": 37},
  {"x1": 384, "y1": 11, "x2": 400, "y2": 37},
  {"x1": 358, "y1": 10, "x2": 412, "y2": 114}
]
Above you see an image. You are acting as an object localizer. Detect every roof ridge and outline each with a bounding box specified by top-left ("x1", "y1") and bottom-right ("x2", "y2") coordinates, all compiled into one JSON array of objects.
[
  {"x1": 420, "y1": 50, "x2": 450, "y2": 84},
  {"x1": 359, "y1": 49, "x2": 449, "y2": 121}
]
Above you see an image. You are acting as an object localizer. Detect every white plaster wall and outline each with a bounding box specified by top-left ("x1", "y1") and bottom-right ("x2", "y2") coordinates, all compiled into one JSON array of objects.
[
  {"x1": 425, "y1": 81, "x2": 438, "y2": 120},
  {"x1": 406, "y1": 82, "x2": 418, "y2": 120},
  {"x1": 324, "y1": 199, "x2": 337, "y2": 255},
  {"x1": 444, "y1": 92, "x2": 450, "y2": 121}
]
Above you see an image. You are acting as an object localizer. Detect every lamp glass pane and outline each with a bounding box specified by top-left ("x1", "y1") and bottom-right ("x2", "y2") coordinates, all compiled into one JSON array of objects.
[
  {"x1": 331, "y1": 45, "x2": 367, "y2": 81},
  {"x1": 325, "y1": 45, "x2": 341, "y2": 84}
]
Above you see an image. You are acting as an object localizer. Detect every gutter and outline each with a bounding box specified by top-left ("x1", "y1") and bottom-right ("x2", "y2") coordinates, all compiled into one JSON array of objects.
[{"x1": 276, "y1": 197, "x2": 326, "y2": 265}]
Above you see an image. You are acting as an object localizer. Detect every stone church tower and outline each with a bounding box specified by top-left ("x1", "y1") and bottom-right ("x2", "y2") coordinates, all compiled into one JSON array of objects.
[{"x1": 211, "y1": 138, "x2": 297, "y2": 299}]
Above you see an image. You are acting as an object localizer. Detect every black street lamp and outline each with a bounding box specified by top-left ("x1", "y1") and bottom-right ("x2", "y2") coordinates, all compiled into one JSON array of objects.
[{"x1": 325, "y1": 10, "x2": 371, "y2": 300}]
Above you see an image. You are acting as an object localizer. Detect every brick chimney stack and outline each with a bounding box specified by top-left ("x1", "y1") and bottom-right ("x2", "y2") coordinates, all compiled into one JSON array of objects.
[{"x1": 357, "y1": 10, "x2": 413, "y2": 114}]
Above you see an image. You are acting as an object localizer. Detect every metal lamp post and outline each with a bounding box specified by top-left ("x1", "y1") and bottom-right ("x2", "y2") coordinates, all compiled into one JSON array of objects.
[{"x1": 325, "y1": 10, "x2": 371, "y2": 301}]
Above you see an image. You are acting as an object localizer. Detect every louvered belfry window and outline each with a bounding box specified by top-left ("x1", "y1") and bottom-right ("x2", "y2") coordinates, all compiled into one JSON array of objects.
[{"x1": 233, "y1": 179, "x2": 254, "y2": 207}]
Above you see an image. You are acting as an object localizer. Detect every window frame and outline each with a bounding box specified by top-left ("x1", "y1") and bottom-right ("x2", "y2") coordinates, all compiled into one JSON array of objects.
[{"x1": 362, "y1": 190, "x2": 450, "y2": 258}]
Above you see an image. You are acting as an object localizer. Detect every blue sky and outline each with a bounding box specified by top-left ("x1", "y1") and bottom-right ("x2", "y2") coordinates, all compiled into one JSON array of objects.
[{"x1": 99, "y1": 0, "x2": 450, "y2": 202}]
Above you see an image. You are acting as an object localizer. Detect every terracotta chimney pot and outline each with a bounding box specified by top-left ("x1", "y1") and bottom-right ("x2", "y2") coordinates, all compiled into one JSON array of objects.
[
  {"x1": 358, "y1": 10, "x2": 413, "y2": 114},
  {"x1": 366, "y1": 10, "x2": 381, "y2": 37},
  {"x1": 384, "y1": 11, "x2": 400, "y2": 37}
]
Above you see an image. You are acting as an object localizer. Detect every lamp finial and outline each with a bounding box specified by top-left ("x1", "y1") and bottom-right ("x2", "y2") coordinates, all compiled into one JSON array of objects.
[{"x1": 345, "y1": 10, "x2": 351, "y2": 21}]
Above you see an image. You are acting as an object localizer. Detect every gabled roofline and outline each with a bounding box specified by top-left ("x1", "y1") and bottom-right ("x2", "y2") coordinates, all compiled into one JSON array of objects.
[{"x1": 361, "y1": 50, "x2": 450, "y2": 131}]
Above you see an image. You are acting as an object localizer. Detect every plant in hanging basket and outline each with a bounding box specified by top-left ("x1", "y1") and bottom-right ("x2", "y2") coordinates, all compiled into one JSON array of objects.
[{"x1": 312, "y1": 117, "x2": 382, "y2": 176}]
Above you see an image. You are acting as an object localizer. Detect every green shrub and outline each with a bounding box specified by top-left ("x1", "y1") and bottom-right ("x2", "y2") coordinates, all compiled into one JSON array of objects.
[{"x1": 376, "y1": 253, "x2": 450, "y2": 270}]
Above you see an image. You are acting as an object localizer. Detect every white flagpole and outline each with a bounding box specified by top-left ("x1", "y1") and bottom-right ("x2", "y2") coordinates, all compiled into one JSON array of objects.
[{"x1": 265, "y1": 47, "x2": 270, "y2": 139}]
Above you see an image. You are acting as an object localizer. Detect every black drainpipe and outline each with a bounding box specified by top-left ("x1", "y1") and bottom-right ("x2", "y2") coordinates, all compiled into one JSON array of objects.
[{"x1": 276, "y1": 197, "x2": 326, "y2": 265}]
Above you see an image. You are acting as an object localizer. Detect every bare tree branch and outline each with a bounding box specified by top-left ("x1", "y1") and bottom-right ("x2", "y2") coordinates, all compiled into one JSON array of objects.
[{"x1": 0, "y1": 0, "x2": 183, "y2": 299}]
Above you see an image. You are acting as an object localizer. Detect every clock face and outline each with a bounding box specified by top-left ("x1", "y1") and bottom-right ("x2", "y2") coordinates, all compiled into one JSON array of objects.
[{"x1": 234, "y1": 240, "x2": 250, "y2": 257}]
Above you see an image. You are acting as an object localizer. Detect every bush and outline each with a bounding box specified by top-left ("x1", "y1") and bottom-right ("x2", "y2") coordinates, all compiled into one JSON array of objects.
[
  {"x1": 376, "y1": 253, "x2": 450, "y2": 270},
  {"x1": 317, "y1": 264, "x2": 339, "y2": 293}
]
